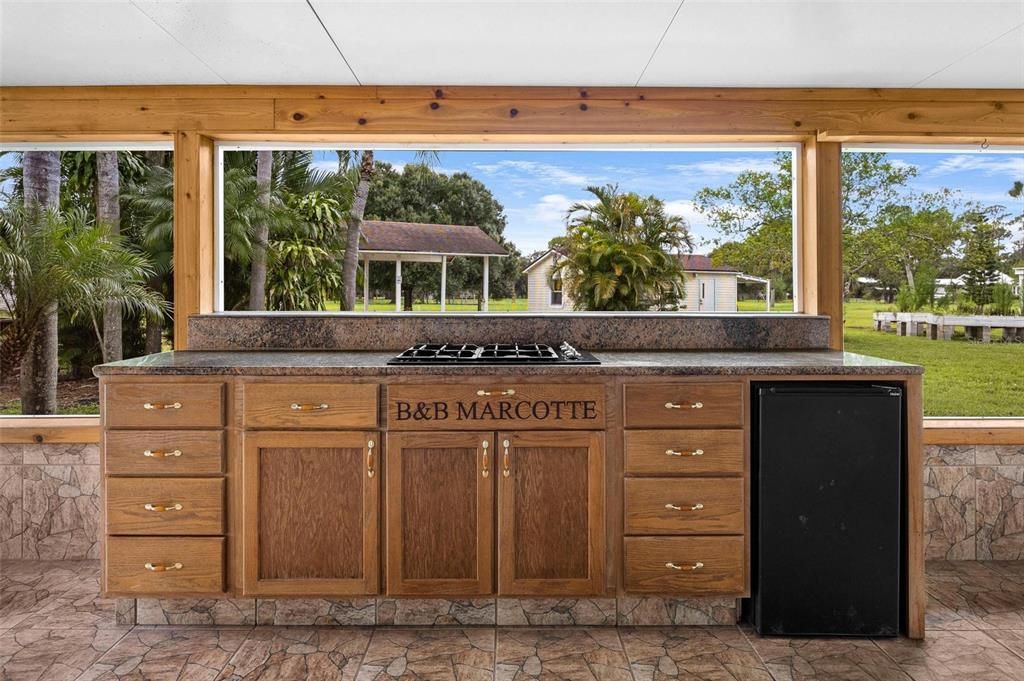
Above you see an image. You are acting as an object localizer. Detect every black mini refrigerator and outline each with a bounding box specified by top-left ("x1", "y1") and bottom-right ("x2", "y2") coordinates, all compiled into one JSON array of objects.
[{"x1": 751, "y1": 383, "x2": 903, "y2": 637}]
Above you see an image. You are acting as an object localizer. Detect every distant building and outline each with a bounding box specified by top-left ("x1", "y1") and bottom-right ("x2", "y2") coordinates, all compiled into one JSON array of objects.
[
  {"x1": 934, "y1": 271, "x2": 1016, "y2": 298},
  {"x1": 523, "y1": 251, "x2": 764, "y2": 312}
]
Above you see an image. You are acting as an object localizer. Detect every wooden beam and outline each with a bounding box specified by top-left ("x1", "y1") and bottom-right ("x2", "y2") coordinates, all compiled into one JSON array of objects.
[
  {"x1": 923, "y1": 419, "x2": 1024, "y2": 445},
  {"x1": 173, "y1": 131, "x2": 216, "y2": 349},
  {"x1": 906, "y1": 374, "x2": 925, "y2": 639},
  {"x1": 0, "y1": 416, "x2": 100, "y2": 444},
  {"x1": 1, "y1": 98, "x2": 274, "y2": 133},
  {"x1": 799, "y1": 139, "x2": 844, "y2": 349}
]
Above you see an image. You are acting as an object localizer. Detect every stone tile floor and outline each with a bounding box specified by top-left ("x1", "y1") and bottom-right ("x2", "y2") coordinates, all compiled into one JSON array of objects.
[{"x1": 3, "y1": 560, "x2": 1024, "y2": 680}]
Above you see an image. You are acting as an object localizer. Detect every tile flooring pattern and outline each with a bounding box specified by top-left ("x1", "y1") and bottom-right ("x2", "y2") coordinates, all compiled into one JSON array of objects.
[{"x1": 5, "y1": 561, "x2": 1024, "y2": 679}]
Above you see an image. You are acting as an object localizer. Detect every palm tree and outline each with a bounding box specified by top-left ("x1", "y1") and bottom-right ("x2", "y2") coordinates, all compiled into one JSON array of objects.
[
  {"x1": 248, "y1": 151, "x2": 273, "y2": 311},
  {"x1": 96, "y1": 151, "x2": 122, "y2": 361},
  {"x1": 17, "y1": 151, "x2": 61, "y2": 413},
  {"x1": 553, "y1": 184, "x2": 695, "y2": 311},
  {"x1": 0, "y1": 205, "x2": 166, "y2": 414}
]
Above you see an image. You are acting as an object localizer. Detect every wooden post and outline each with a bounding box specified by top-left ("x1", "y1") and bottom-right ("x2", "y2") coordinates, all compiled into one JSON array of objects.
[
  {"x1": 395, "y1": 258, "x2": 402, "y2": 312},
  {"x1": 482, "y1": 256, "x2": 490, "y2": 312},
  {"x1": 799, "y1": 139, "x2": 844, "y2": 350},
  {"x1": 172, "y1": 131, "x2": 216, "y2": 349},
  {"x1": 362, "y1": 255, "x2": 370, "y2": 312},
  {"x1": 440, "y1": 257, "x2": 447, "y2": 312}
]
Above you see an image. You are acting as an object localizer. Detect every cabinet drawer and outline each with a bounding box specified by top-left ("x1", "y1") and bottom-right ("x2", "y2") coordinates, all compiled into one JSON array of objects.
[
  {"x1": 105, "y1": 536, "x2": 224, "y2": 595},
  {"x1": 104, "y1": 382, "x2": 224, "y2": 428},
  {"x1": 625, "y1": 478, "x2": 744, "y2": 535},
  {"x1": 105, "y1": 431, "x2": 224, "y2": 475},
  {"x1": 624, "y1": 536, "x2": 745, "y2": 595},
  {"x1": 624, "y1": 383, "x2": 743, "y2": 429},
  {"x1": 388, "y1": 383, "x2": 604, "y2": 430},
  {"x1": 243, "y1": 382, "x2": 378, "y2": 429},
  {"x1": 625, "y1": 430, "x2": 743, "y2": 475},
  {"x1": 106, "y1": 478, "x2": 224, "y2": 535}
]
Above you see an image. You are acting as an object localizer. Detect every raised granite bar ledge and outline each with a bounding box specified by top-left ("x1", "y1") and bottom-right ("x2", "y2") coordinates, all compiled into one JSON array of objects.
[
  {"x1": 187, "y1": 312, "x2": 830, "y2": 352},
  {"x1": 94, "y1": 350, "x2": 922, "y2": 377}
]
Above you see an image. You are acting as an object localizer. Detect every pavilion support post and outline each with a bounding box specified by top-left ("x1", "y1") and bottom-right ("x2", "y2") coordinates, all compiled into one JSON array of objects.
[
  {"x1": 766, "y1": 281, "x2": 772, "y2": 312},
  {"x1": 799, "y1": 139, "x2": 844, "y2": 350},
  {"x1": 395, "y1": 258, "x2": 402, "y2": 312},
  {"x1": 363, "y1": 255, "x2": 370, "y2": 312},
  {"x1": 440, "y1": 257, "x2": 447, "y2": 312},
  {"x1": 482, "y1": 256, "x2": 490, "y2": 312},
  {"x1": 172, "y1": 130, "x2": 216, "y2": 349}
]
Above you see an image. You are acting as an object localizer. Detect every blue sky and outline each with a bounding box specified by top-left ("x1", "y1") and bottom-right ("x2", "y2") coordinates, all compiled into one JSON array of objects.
[{"x1": 312, "y1": 148, "x2": 1024, "y2": 256}]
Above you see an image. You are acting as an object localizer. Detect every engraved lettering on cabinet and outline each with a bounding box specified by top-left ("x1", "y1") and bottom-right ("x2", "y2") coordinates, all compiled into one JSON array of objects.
[{"x1": 394, "y1": 399, "x2": 599, "y2": 423}]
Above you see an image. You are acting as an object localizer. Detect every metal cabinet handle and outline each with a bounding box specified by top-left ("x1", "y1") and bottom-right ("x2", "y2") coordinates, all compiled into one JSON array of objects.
[
  {"x1": 665, "y1": 502, "x2": 704, "y2": 511},
  {"x1": 502, "y1": 439, "x2": 511, "y2": 478},
  {"x1": 665, "y1": 401, "x2": 703, "y2": 410},
  {"x1": 367, "y1": 440, "x2": 375, "y2": 478},
  {"x1": 665, "y1": 561, "x2": 704, "y2": 571},
  {"x1": 143, "y1": 449, "x2": 182, "y2": 459},
  {"x1": 143, "y1": 402, "x2": 181, "y2": 410},
  {"x1": 291, "y1": 403, "x2": 329, "y2": 411},
  {"x1": 144, "y1": 562, "x2": 183, "y2": 572},
  {"x1": 666, "y1": 448, "x2": 704, "y2": 457},
  {"x1": 482, "y1": 440, "x2": 490, "y2": 478},
  {"x1": 477, "y1": 389, "x2": 516, "y2": 397},
  {"x1": 144, "y1": 502, "x2": 183, "y2": 512}
]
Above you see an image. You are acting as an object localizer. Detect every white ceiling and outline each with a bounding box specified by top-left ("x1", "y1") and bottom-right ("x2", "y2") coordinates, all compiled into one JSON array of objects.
[{"x1": 0, "y1": 1, "x2": 1021, "y2": 88}]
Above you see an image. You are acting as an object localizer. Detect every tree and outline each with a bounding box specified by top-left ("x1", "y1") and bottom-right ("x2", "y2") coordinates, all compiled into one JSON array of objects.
[
  {"x1": 0, "y1": 205, "x2": 166, "y2": 414},
  {"x1": 340, "y1": 150, "x2": 375, "y2": 311},
  {"x1": 695, "y1": 152, "x2": 917, "y2": 296},
  {"x1": 247, "y1": 150, "x2": 273, "y2": 311},
  {"x1": 96, "y1": 151, "x2": 122, "y2": 361},
  {"x1": 552, "y1": 184, "x2": 694, "y2": 311},
  {"x1": 17, "y1": 151, "x2": 61, "y2": 414},
  {"x1": 960, "y1": 206, "x2": 1011, "y2": 307}
]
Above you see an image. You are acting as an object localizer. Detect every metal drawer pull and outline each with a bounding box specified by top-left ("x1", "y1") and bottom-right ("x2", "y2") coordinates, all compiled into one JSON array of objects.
[
  {"x1": 290, "y1": 403, "x2": 329, "y2": 411},
  {"x1": 367, "y1": 440, "x2": 375, "y2": 478},
  {"x1": 482, "y1": 440, "x2": 490, "y2": 478},
  {"x1": 143, "y1": 449, "x2": 182, "y2": 459},
  {"x1": 477, "y1": 389, "x2": 516, "y2": 397},
  {"x1": 144, "y1": 503, "x2": 183, "y2": 512},
  {"x1": 502, "y1": 439, "x2": 511, "y2": 478},
  {"x1": 143, "y1": 402, "x2": 181, "y2": 410},
  {"x1": 666, "y1": 561, "x2": 704, "y2": 571},
  {"x1": 665, "y1": 401, "x2": 703, "y2": 410},
  {"x1": 666, "y1": 448, "x2": 704, "y2": 457},
  {"x1": 144, "y1": 562, "x2": 183, "y2": 572},
  {"x1": 665, "y1": 502, "x2": 704, "y2": 511}
]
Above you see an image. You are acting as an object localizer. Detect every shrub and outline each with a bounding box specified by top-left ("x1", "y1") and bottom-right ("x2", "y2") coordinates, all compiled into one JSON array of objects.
[{"x1": 989, "y1": 283, "x2": 1018, "y2": 316}]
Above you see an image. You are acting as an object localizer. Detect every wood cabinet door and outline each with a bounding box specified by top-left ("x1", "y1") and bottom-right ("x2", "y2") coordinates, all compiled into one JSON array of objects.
[
  {"x1": 498, "y1": 430, "x2": 605, "y2": 596},
  {"x1": 385, "y1": 432, "x2": 494, "y2": 595},
  {"x1": 242, "y1": 431, "x2": 379, "y2": 596}
]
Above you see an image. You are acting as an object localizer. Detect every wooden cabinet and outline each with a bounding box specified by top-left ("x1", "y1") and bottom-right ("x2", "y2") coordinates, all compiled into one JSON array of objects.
[
  {"x1": 498, "y1": 430, "x2": 605, "y2": 596},
  {"x1": 241, "y1": 431, "x2": 379, "y2": 596},
  {"x1": 385, "y1": 432, "x2": 493, "y2": 595},
  {"x1": 624, "y1": 382, "x2": 743, "y2": 429},
  {"x1": 624, "y1": 536, "x2": 744, "y2": 595}
]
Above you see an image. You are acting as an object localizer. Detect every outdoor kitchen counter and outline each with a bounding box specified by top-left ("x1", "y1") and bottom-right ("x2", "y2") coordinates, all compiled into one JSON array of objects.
[{"x1": 93, "y1": 349, "x2": 922, "y2": 376}]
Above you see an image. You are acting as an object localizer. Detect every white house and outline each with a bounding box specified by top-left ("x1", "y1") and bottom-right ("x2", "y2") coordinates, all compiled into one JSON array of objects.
[
  {"x1": 523, "y1": 250, "x2": 761, "y2": 312},
  {"x1": 934, "y1": 271, "x2": 1016, "y2": 298}
]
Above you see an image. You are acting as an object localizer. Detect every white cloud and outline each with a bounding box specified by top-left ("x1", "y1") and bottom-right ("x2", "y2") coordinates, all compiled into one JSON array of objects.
[
  {"x1": 667, "y1": 156, "x2": 779, "y2": 177},
  {"x1": 889, "y1": 159, "x2": 919, "y2": 173},
  {"x1": 927, "y1": 154, "x2": 1024, "y2": 179},
  {"x1": 472, "y1": 160, "x2": 592, "y2": 188},
  {"x1": 504, "y1": 193, "x2": 588, "y2": 253}
]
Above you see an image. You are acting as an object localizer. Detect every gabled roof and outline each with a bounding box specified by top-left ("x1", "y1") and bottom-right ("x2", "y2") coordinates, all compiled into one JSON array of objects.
[
  {"x1": 360, "y1": 220, "x2": 507, "y2": 257},
  {"x1": 677, "y1": 254, "x2": 739, "y2": 273}
]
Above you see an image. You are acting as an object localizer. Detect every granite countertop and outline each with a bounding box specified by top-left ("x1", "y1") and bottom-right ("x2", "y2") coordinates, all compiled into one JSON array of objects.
[{"x1": 93, "y1": 350, "x2": 922, "y2": 377}]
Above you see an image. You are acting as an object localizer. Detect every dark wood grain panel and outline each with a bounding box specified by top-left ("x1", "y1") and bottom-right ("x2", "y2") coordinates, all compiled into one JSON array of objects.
[
  {"x1": 388, "y1": 384, "x2": 604, "y2": 431},
  {"x1": 386, "y1": 432, "x2": 493, "y2": 595},
  {"x1": 624, "y1": 429, "x2": 743, "y2": 475},
  {"x1": 106, "y1": 477, "x2": 223, "y2": 535},
  {"x1": 105, "y1": 536, "x2": 224, "y2": 595},
  {"x1": 242, "y1": 382, "x2": 377, "y2": 429},
  {"x1": 624, "y1": 536, "x2": 745, "y2": 596},
  {"x1": 624, "y1": 382, "x2": 743, "y2": 429},
  {"x1": 624, "y1": 478, "x2": 744, "y2": 535},
  {"x1": 104, "y1": 382, "x2": 224, "y2": 428},
  {"x1": 105, "y1": 430, "x2": 223, "y2": 475},
  {"x1": 258, "y1": 446, "x2": 363, "y2": 580},
  {"x1": 498, "y1": 430, "x2": 604, "y2": 596},
  {"x1": 241, "y1": 431, "x2": 379, "y2": 596}
]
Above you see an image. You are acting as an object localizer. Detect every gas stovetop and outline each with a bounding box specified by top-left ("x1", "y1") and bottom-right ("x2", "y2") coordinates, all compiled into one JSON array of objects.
[{"x1": 387, "y1": 342, "x2": 600, "y2": 365}]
